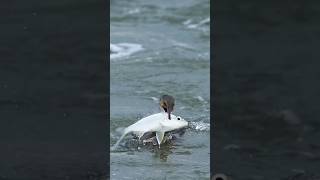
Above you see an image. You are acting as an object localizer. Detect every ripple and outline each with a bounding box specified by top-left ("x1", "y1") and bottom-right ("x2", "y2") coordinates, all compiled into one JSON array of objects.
[
  {"x1": 183, "y1": 17, "x2": 210, "y2": 30},
  {"x1": 110, "y1": 43, "x2": 143, "y2": 60}
]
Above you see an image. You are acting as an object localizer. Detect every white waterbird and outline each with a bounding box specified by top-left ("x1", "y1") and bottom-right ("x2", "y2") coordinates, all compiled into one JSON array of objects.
[{"x1": 111, "y1": 113, "x2": 188, "y2": 150}]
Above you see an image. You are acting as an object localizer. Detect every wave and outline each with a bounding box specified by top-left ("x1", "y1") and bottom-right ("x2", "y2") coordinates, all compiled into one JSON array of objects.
[
  {"x1": 183, "y1": 17, "x2": 210, "y2": 31},
  {"x1": 110, "y1": 43, "x2": 143, "y2": 60}
]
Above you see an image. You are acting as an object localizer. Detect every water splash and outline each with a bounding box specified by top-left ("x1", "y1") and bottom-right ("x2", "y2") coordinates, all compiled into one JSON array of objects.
[
  {"x1": 150, "y1": 97, "x2": 159, "y2": 102},
  {"x1": 183, "y1": 17, "x2": 210, "y2": 31},
  {"x1": 110, "y1": 43, "x2": 143, "y2": 60},
  {"x1": 189, "y1": 121, "x2": 210, "y2": 131}
]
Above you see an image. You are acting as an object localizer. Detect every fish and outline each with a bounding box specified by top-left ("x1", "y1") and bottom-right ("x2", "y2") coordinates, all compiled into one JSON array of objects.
[{"x1": 111, "y1": 113, "x2": 188, "y2": 150}]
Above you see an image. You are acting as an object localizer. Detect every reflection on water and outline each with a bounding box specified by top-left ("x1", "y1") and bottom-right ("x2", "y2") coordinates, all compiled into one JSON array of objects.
[
  {"x1": 152, "y1": 143, "x2": 174, "y2": 162},
  {"x1": 112, "y1": 129, "x2": 189, "y2": 162}
]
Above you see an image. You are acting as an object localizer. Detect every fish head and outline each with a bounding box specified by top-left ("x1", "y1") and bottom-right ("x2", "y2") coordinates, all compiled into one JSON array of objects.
[{"x1": 160, "y1": 115, "x2": 188, "y2": 132}]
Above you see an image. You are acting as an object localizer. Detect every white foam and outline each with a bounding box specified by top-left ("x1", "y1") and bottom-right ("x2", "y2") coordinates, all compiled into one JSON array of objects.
[
  {"x1": 183, "y1": 17, "x2": 210, "y2": 30},
  {"x1": 183, "y1": 19, "x2": 192, "y2": 25},
  {"x1": 195, "y1": 95, "x2": 205, "y2": 102},
  {"x1": 189, "y1": 121, "x2": 210, "y2": 131},
  {"x1": 127, "y1": 8, "x2": 140, "y2": 15},
  {"x1": 150, "y1": 97, "x2": 159, "y2": 102},
  {"x1": 110, "y1": 43, "x2": 143, "y2": 60}
]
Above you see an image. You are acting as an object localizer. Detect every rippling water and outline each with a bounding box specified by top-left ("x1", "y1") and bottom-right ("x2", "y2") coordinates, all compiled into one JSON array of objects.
[{"x1": 110, "y1": 0, "x2": 210, "y2": 179}]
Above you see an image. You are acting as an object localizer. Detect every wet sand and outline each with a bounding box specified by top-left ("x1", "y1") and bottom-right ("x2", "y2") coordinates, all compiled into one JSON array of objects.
[
  {"x1": 0, "y1": 0, "x2": 108, "y2": 179},
  {"x1": 213, "y1": 0, "x2": 320, "y2": 179}
]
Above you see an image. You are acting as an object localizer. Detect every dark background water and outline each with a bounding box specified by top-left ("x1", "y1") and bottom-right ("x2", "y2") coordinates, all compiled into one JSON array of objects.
[
  {"x1": 213, "y1": 0, "x2": 320, "y2": 179},
  {"x1": 0, "y1": 0, "x2": 108, "y2": 179}
]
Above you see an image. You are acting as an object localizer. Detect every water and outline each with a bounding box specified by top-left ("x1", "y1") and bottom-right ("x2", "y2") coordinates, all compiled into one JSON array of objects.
[{"x1": 110, "y1": 0, "x2": 210, "y2": 179}]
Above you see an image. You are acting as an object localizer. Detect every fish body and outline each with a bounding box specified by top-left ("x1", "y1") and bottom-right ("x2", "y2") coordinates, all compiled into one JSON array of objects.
[{"x1": 112, "y1": 113, "x2": 188, "y2": 150}]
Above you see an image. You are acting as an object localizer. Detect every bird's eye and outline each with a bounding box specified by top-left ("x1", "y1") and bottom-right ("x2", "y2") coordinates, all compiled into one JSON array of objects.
[{"x1": 177, "y1": 117, "x2": 180, "y2": 120}]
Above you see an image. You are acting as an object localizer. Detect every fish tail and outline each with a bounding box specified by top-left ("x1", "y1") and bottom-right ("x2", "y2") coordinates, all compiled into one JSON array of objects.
[{"x1": 111, "y1": 130, "x2": 128, "y2": 151}]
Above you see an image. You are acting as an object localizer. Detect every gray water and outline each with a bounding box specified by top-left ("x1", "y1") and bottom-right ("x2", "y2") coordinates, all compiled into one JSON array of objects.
[{"x1": 110, "y1": 0, "x2": 210, "y2": 179}]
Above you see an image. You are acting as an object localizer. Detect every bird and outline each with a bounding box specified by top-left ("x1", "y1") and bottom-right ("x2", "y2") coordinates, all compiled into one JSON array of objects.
[{"x1": 159, "y1": 95, "x2": 175, "y2": 120}]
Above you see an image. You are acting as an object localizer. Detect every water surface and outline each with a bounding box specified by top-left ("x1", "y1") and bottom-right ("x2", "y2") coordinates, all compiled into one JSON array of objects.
[{"x1": 110, "y1": 0, "x2": 210, "y2": 179}]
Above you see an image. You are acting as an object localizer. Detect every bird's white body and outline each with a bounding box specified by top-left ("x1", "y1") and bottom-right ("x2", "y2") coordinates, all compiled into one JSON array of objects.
[{"x1": 112, "y1": 113, "x2": 188, "y2": 150}]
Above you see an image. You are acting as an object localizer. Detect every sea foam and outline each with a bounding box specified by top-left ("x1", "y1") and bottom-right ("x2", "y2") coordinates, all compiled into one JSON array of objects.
[{"x1": 110, "y1": 43, "x2": 143, "y2": 60}]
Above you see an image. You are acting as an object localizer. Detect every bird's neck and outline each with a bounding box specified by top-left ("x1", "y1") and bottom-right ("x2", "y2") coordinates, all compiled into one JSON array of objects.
[{"x1": 160, "y1": 107, "x2": 165, "y2": 113}]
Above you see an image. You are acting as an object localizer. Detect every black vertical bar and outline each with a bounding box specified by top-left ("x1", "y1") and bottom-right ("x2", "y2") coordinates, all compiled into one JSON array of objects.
[
  {"x1": 213, "y1": 0, "x2": 320, "y2": 179},
  {"x1": 0, "y1": 0, "x2": 109, "y2": 179}
]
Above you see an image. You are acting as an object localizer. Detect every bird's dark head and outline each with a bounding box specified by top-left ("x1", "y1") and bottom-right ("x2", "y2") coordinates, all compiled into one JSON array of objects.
[{"x1": 160, "y1": 95, "x2": 175, "y2": 120}]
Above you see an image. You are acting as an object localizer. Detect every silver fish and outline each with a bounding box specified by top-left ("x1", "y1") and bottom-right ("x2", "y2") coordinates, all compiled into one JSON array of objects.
[{"x1": 111, "y1": 113, "x2": 188, "y2": 150}]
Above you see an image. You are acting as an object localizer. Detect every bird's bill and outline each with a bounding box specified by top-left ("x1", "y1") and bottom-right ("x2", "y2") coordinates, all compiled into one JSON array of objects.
[{"x1": 167, "y1": 107, "x2": 173, "y2": 120}]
